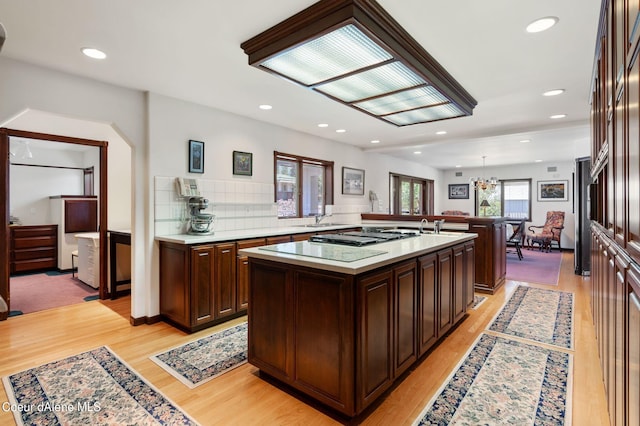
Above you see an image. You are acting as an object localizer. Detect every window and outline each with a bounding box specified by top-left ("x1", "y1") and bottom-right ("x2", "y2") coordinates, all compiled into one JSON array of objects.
[
  {"x1": 475, "y1": 179, "x2": 531, "y2": 220},
  {"x1": 274, "y1": 152, "x2": 333, "y2": 218},
  {"x1": 390, "y1": 173, "x2": 433, "y2": 215}
]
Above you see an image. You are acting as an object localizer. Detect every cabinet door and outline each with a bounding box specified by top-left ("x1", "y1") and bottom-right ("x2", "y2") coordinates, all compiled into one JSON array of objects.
[
  {"x1": 418, "y1": 253, "x2": 438, "y2": 356},
  {"x1": 452, "y1": 245, "x2": 465, "y2": 323},
  {"x1": 236, "y1": 238, "x2": 266, "y2": 311},
  {"x1": 357, "y1": 269, "x2": 393, "y2": 411},
  {"x1": 437, "y1": 248, "x2": 453, "y2": 336},
  {"x1": 628, "y1": 266, "x2": 640, "y2": 426},
  {"x1": 191, "y1": 245, "x2": 215, "y2": 327},
  {"x1": 393, "y1": 261, "x2": 417, "y2": 378},
  {"x1": 464, "y1": 242, "x2": 476, "y2": 309},
  {"x1": 237, "y1": 255, "x2": 250, "y2": 311},
  {"x1": 214, "y1": 243, "x2": 237, "y2": 319}
]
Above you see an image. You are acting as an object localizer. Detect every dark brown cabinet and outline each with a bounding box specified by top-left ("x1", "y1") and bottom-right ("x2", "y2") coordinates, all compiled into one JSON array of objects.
[
  {"x1": 160, "y1": 241, "x2": 242, "y2": 333},
  {"x1": 9, "y1": 225, "x2": 58, "y2": 274},
  {"x1": 236, "y1": 238, "x2": 266, "y2": 311},
  {"x1": 464, "y1": 242, "x2": 476, "y2": 309},
  {"x1": 249, "y1": 240, "x2": 472, "y2": 417}
]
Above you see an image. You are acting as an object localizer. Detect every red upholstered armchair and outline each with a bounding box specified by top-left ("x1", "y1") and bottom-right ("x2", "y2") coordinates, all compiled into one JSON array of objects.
[{"x1": 527, "y1": 211, "x2": 565, "y2": 251}]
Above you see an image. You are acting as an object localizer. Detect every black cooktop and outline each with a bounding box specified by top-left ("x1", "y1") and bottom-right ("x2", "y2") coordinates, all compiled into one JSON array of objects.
[{"x1": 309, "y1": 230, "x2": 418, "y2": 246}]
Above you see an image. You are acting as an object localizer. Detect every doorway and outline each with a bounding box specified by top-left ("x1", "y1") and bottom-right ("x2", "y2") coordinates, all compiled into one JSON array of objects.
[{"x1": 1, "y1": 128, "x2": 108, "y2": 318}]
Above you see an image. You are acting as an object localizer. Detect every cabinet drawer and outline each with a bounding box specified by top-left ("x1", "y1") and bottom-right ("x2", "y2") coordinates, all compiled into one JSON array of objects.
[
  {"x1": 12, "y1": 247, "x2": 56, "y2": 261},
  {"x1": 11, "y1": 226, "x2": 57, "y2": 238},
  {"x1": 13, "y1": 236, "x2": 57, "y2": 249},
  {"x1": 236, "y1": 238, "x2": 267, "y2": 250},
  {"x1": 12, "y1": 258, "x2": 57, "y2": 273}
]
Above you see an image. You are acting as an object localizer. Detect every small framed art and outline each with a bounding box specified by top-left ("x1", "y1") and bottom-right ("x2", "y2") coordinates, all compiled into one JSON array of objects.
[
  {"x1": 342, "y1": 167, "x2": 365, "y2": 195},
  {"x1": 537, "y1": 180, "x2": 569, "y2": 201},
  {"x1": 448, "y1": 183, "x2": 469, "y2": 199},
  {"x1": 188, "y1": 140, "x2": 204, "y2": 173},
  {"x1": 233, "y1": 151, "x2": 253, "y2": 176}
]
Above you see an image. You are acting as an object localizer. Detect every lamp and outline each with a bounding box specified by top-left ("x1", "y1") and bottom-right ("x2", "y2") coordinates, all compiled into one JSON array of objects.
[
  {"x1": 480, "y1": 199, "x2": 491, "y2": 216},
  {"x1": 241, "y1": 0, "x2": 476, "y2": 126},
  {"x1": 470, "y1": 156, "x2": 497, "y2": 191}
]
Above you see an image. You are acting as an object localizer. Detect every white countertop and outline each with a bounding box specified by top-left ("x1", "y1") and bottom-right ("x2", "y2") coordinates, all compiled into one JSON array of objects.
[
  {"x1": 154, "y1": 224, "x2": 358, "y2": 245},
  {"x1": 239, "y1": 232, "x2": 477, "y2": 275}
]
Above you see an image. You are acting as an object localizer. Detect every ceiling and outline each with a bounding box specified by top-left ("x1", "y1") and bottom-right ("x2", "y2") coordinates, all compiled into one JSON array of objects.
[{"x1": 0, "y1": 0, "x2": 601, "y2": 170}]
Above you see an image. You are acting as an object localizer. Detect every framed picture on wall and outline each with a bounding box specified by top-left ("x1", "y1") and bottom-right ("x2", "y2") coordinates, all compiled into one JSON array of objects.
[
  {"x1": 188, "y1": 140, "x2": 204, "y2": 173},
  {"x1": 342, "y1": 167, "x2": 365, "y2": 195},
  {"x1": 233, "y1": 151, "x2": 253, "y2": 176},
  {"x1": 537, "y1": 180, "x2": 569, "y2": 201},
  {"x1": 448, "y1": 183, "x2": 469, "y2": 199}
]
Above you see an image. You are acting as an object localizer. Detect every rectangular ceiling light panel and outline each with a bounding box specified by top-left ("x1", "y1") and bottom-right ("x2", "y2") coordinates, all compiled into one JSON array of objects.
[
  {"x1": 241, "y1": 0, "x2": 476, "y2": 126},
  {"x1": 315, "y1": 61, "x2": 424, "y2": 103},
  {"x1": 354, "y1": 85, "x2": 448, "y2": 116},
  {"x1": 261, "y1": 24, "x2": 392, "y2": 86}
]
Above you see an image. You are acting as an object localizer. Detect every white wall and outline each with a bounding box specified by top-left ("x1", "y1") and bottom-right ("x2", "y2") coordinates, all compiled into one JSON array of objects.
[
  {"x1": 10, "y1": 148, "x2": 86, "y2": 225},
  {"x1": 440, "y1": 160, "x2": 579, "y2": 249}
]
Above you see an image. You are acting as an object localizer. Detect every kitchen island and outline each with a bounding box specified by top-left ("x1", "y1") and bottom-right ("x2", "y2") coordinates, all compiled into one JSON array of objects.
[{"x1": 240, "y1": 232, "x2": 476, "y2": 417}]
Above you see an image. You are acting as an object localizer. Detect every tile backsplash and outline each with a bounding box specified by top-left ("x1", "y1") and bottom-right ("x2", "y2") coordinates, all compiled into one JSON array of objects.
[{"x1": 154, "y1": 176, "x2": 366, "y2": 236}]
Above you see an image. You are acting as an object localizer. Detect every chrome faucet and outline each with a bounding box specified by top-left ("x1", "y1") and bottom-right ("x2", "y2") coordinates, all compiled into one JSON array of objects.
[
  {"x1": 434, "y1": 219, "x2": 445, "y2": 234},
  {"x1": 315, "y1": 213, "x2": 332, "y2": 224},
  {"x1": 419, "y1": 218, "x2": 428, "y2": 233}
]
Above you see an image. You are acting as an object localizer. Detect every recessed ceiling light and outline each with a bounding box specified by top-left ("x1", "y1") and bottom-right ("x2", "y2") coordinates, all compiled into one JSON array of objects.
[
  {"x1": 455, "y1": 165, "x2": 462, "y2": 168},
  {"x1": 413, "y1": 151, "x2": 422, "y2": 155},
  {"x1": 318, "y1": 123, "x2": 328, "y2": 128},
  {"x1": 520, "y1": 139, "x2": 531, "y2": 143},
  {"x1": 436, "y1": 131, "x2": 447, "y2": 135},
  {"x1": 81, "y1": 47, "x2": 107, "y2": 59},
  {"x1": 526, "y1": 17, "x2": 559, "y2": 33},
  {"x1": 543, "y1": 89, "x2": 565, "y2": 97},
  {"x1": 535, "y1": 159, "x2": 543, "y2": 163},
  {"x1": 259, "y1": 104, "x2": 273, "y2": 110},
  {"x1": 550, "y1": 114, "x2": 567, "y2": 119},
  {"x1": 336, "y1": 129, "x2": 346, "y2": 133},
  {"x1": 370, "y1": 140, "x2": 380, "y2": 144}
]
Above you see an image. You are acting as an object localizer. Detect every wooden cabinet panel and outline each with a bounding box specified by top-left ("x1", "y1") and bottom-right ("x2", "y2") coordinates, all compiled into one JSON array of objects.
[
  {"x1": 191, "y1": 245, "x2": 215, "y2": 327},
  {"x1": 159, "y1": 243, "x2": 190, "y2": 328},
  {"x1": 437, "y1": 248, "x2": 453, "y2": 336},
  {"x1": 291, "y1": 232, "x2": 316, "y2": 242},
  {"x1": 418, "y1": 253, "x2": 438, "y2": 356},
  {"x1": 214, "y1": 243, "x2": 237, "y2": 319},
  {"x1": 464, "y1": 242, "x2": 476, "y2": 309},
  {"x1": 357, "y1": 269, "x2": 393, "y2": 410},
  {"x1": 248, "y1": 260, "x2": 290, "y2": 378},
  {"x1": 294, "y1": 270, "x2": 354, "y2": 413},
  {"x1": 236, "y1": 238, "x2": 266, "y2": 311},
  {"x1": 393, "y1": 261, "x2": 417, "y2": 378},
  {"x1": 452, "y1": 245, "x2": 465, "y2": 323},
  {"x1": 628, "y1": 265, "x2": 640, "y2": 426}
]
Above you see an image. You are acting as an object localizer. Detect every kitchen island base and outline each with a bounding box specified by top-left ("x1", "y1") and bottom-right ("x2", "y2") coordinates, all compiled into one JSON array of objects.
[{"x1": 247, "y1": 239, "x2": 475, "y2": 417}]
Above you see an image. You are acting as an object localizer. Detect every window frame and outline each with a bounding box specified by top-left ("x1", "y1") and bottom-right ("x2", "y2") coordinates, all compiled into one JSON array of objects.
[
  {"x1": 274, "y1": 151, "x2": 334, "y2": 218},
  {"x1": 389, "y1": 172, "x2": 434, "y2": 215},
  {"x1": 474, "y1": 178, "x2": 532, "y2": 220}
]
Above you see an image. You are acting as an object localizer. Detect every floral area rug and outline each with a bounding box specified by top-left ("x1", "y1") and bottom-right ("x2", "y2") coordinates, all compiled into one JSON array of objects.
[
  {"x1": 151, "y1": 322, "x2": 247, "y2": 388},
  {"x1": 487, "y1": 285, "x2": 574, "y2": 350},
  {"x1": 413, "y1": 333, "x2": 572, "y2": 425},
  {"x1": 472, "y1": 295, "x2": 487, "y2": 309},
  {"x1": 2, "y1": 346, "x2": 198, "y2": 426}
]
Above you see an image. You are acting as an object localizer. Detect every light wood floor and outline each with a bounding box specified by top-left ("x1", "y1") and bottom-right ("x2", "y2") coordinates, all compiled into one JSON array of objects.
[{"x1": 0, "y1": 252, "x2": 609, "y2": 425}]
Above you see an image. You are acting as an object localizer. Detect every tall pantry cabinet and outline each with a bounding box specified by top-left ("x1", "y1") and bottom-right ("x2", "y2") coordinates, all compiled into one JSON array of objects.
[{"x1": 590, "y1": 1, "x2": 640, "y2": 425}]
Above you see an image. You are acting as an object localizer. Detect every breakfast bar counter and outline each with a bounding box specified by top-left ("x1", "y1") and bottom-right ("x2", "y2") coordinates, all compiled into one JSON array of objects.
[{"x1": 240, "y1": 232, "x2": 477, "y2": 417}]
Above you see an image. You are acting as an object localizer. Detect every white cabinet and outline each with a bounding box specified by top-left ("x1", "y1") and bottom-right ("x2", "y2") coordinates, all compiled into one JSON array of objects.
[{"x1": 76, "y1": 233, "x2": 99, "y2": 288}]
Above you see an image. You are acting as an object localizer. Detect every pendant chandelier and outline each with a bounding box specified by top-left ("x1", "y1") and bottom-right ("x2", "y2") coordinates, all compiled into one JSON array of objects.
[{"x1": 470, "y1": 156, "x2": 497, "y2": 191}]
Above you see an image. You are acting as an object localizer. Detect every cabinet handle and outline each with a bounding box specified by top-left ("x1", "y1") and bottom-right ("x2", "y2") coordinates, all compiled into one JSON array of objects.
[{"x1": 221, "y1": 249, "x2": 231, "y2": 254}]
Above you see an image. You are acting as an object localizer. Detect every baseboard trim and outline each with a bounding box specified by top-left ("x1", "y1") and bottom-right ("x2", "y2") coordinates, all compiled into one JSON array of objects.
[{"x1": 129, "y1": 314, "x2": 162, "y2": 326}]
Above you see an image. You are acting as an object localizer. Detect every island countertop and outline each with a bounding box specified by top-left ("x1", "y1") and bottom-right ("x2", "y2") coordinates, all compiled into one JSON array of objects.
[{"x1": 239, "y1": 232, "x2": 477, "y2": 275}]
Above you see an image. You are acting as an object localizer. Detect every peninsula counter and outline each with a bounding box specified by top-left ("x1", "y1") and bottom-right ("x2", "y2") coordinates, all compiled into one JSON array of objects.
[{"x1": 240, "y1": 232, "x2": 476, "y2": 417}]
